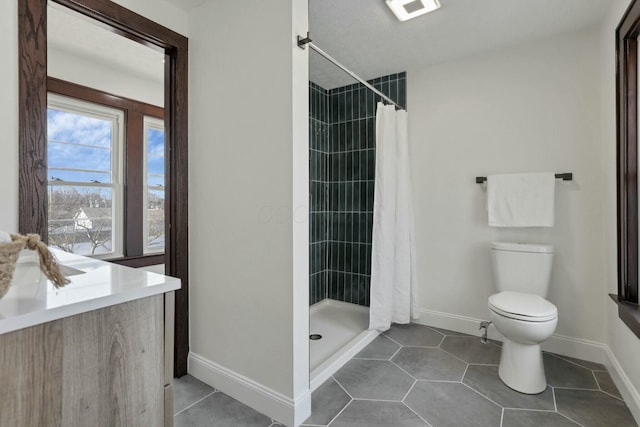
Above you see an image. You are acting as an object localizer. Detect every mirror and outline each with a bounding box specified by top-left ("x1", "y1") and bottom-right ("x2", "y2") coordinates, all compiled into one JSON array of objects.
[
  {"x1": 18, "y1": 0, "x2": 190, "y2": 376},
  {"x1": 46, "y1": 3, "x2": 165, "y2": 260}
]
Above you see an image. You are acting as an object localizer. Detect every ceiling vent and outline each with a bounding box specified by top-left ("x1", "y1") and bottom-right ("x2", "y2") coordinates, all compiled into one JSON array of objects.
[{"x1": 385, "y1": 0, "x2": 441, "y2": 21}]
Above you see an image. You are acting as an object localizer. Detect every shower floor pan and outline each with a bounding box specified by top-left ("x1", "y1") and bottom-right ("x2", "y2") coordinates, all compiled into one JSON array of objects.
[{"x1": 309, "y1": 299, "x2": 379, "y2": 391}]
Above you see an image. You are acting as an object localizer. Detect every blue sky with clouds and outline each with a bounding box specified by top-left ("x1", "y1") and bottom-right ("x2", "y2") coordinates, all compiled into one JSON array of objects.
[
  {"x1": 47, "y1": 108, "x2": 165, "y2": 188},
  {"x1": 147, "y1": 128, "x2": 165, "y2": 187}
]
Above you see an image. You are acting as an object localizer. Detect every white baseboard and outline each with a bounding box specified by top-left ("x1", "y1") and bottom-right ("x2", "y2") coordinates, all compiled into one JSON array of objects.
[
  {"x1": 604, "y1": 346, "x2": 640, "y2": 423},
  {"x1": 188, "y1": 352, "x2": 311, "y2": 427},
  {"x1": 414, "y1": 308, "x2": 607, "y2": 364}
]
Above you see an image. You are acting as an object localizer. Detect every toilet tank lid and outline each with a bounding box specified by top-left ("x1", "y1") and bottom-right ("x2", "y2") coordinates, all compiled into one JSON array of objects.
[{"x1": 490, "y1": 241, "x2": 553, "y2": 254}]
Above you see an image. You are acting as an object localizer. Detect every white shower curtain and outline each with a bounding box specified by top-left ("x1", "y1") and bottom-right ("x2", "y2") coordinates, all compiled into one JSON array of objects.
[{"x1": 369, "y1": 102, "x2": 419, "y2": 332}]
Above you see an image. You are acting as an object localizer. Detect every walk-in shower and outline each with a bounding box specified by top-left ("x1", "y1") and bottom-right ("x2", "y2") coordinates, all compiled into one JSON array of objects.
[{"x1": 307, "y1": 40, "x2": 407, "y2": 388}]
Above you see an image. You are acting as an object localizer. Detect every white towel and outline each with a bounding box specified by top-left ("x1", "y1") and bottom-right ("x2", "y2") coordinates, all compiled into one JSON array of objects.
[{"x1": 487, "y1": 172, "x2": 555, "y2": 227}]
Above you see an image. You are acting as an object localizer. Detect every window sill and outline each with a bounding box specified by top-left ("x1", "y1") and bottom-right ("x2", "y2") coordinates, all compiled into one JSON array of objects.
[
  {"x1": 610, "y1": 294, "x2": 640, "y2": 339},
  {"x1": 109, "y1": 253, "x2": 165, "y2": 269}
]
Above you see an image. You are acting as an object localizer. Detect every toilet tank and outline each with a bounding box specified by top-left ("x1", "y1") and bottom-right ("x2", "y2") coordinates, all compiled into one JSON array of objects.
[{"x1": 490, "y1": 242, "x2": 554, "y2": 297}]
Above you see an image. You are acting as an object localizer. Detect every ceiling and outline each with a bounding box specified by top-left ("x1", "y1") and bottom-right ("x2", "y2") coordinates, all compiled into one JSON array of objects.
[
  {"x1": 308, "y1": 0, "x2": 612, "y2": 89},
  {"x1": 68, "y1": 0, "x2": 612, "y2": 90}
]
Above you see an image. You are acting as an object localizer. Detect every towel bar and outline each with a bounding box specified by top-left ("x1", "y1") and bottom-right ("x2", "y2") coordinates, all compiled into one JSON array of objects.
[{"x1": 475, "y1": 173, "x2": 572, "y2": 184}]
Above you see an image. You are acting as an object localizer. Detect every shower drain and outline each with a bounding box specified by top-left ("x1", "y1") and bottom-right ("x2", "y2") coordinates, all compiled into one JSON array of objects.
[{"x1": 309, "y1": 334, "x2": 322, "y2": 340}]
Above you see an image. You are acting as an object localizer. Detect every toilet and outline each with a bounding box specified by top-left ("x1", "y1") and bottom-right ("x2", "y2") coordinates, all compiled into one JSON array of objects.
[{"x1": 488, "y1": 241, "x2": 558, "y2": 394}]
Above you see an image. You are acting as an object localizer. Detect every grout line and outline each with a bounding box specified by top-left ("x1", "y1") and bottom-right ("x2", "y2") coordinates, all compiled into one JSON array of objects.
[
  {"x1": 351, "y1": 397, "x2": 404, "y2": 403},
  {"x1": 173, "y1": 390, "x2": 217, "y2": 417},
  {"x1": 552, "y1": 386, "x2": 600, "y2": 391},
  {"x1": 546, "y1": 352, "x2": 603, "y2": 372},
  {"x1": 461, "y1": 363, "x2": 470, "y2": 382},
  {"x1": 502, "y1": 407, "x2": 556, "y2": 412},
  {"x1": 592, "y1": 370, "x2": 602, "y2": 392},
  {"x1": 382, "y1": 333, "x2": 404, "y2": 347},
  {"x1": 401, "y1": 379, "x2": 419, "y2": 403},
  {"x1": 551, "y1": 386, "x2": 557, "y2": 412},
  {"x1": 557, "y1": 411, "x2": 587, "y2": 427},
  {"x1": 401, "y1": 379, "x2": 417, "y2": 402},
  {"x1": 389, "y1": 359, "x2": 418, "y2": 380},
  {"x1": 331, "y1": 375, "x2": 354, "y2": 399},
  {"x1": 499, "y1": 408, "x2": 504, "y2": 427},
  {"x1": 436, "y1": 346, "x2": 472, "y2": 366},
  {"x1": 326, "y1": 398, "x2": 353, "y2": 427},
  {"x1": 401, "y1": 401, "x2": 433, "y2": 426},
  {"x1": 599, "y1": 389, "x2": 625, "y2": 401},
  {"x1": 352, "y1": 356, "x2": 394, "y2": 361},
  {"x1": 416, "y1": 379, "x2": 466, "y2": 384},
  {"x1": 460, "y1": 382, "x2": 504, "y2": 409},
  {"x1": 389, "y1": 345, "x2": 403, "y2": 360}
]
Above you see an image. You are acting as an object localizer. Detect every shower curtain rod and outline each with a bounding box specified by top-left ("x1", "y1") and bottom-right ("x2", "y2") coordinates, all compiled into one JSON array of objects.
[{"x1": 298, "y1": 33, "x2": 404, "y2": 111}]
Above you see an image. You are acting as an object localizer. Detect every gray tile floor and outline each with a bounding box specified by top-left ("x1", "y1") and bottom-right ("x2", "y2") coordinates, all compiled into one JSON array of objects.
[{"x1": 174, "y1": 324, "x2": 638, "y2": 427}]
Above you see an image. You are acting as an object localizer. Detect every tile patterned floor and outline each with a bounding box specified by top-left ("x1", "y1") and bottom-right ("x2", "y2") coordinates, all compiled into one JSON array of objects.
[{"x1": 174, "y1": 324, "x2": 638, "y2": 427}]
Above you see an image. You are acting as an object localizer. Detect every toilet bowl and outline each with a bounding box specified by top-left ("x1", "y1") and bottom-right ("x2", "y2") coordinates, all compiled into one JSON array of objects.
[
  {"x1": 489, "y1": 291, "x2": 557, "y2": 394},
  {"x1": 489, "y1": 242, "x2": 557, "y2": 394}
]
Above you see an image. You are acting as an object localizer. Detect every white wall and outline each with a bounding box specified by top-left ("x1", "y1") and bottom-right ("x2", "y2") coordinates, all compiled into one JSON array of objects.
[
  {"x1": 600, "y1": 0, "x2": 640, "y2": 419},
  {"x1": 408, "y1": 28, "x2": 605, "y2": 343},
  {"x1": 0, "y1": 0, "x2": 19, "y2": 232},
  {"x1": 187, "y1": 0, "x2": 309, "y2": 424},
  {"x1": 112, "y1": 0, "x2": 188, "y2": 36},
  {"x1": 48, "y1": 46, "x2": 164, "y2": 107}
]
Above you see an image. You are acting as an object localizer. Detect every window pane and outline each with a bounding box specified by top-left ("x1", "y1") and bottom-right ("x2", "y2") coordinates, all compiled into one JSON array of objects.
[
  {"x1": 48, "y1": 168, "x2": 111, "y2": 184},
  {"x1": 147, "y1": 189, "x2": 165, "y2": 252},
  {"x1": 147, "y1": 127, "x2": 165, "y2": 186},
  {"x1": 47, "y1": 108, "x2": 113, "y2": 184},
  {"x1": 48, "y1": 185, "x2": 115, "y2": 256},
  {"x1": 144, "y1": 117, "x2": 165, "y2": 254}
]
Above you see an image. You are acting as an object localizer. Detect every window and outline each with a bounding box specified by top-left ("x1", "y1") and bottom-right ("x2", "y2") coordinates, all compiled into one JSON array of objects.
[
  {"x1": 46, "y1": 78, "x2": 164, "y2": 263},
  {"x1": 144, "y1": 117, "x2": 166, "y2": 254},
  {"x1": 615, "y1": 0, "x2": 640, "y2": 337},
  {"x1": 47, "y1": 95, "x2": 124, "y2": 257}
]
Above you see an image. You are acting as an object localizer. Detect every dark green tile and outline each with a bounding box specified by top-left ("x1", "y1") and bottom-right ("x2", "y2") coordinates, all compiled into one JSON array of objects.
[
  {"x1": 345, "y1": 91, "x2": 353, "y2": 121},
  {"x1": 399, "y1": 78, "x2": 407, "y2": 109},
  {"x1": 390, "y1": 79, "x2": 398, "y2": 104},
  {"x1": 344, "y1": 122, "x2": 353, "y2": 151},
  {"x1": 357, "y1": 87, "x2": 367, "y2": 119},
  {"x1": 337, "y1": 92, "x2": 345, "y2": 122}
]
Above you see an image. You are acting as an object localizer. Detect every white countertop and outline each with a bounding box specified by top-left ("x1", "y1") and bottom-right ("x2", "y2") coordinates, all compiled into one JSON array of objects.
[{"x1": 0, "y1": 249, "x2": 181, "y2": 335}]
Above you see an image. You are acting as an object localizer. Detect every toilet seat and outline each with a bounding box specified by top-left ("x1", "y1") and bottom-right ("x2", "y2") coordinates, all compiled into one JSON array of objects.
[{"x1": 489, "y1": 291, "x2": 557, "y2": 322}]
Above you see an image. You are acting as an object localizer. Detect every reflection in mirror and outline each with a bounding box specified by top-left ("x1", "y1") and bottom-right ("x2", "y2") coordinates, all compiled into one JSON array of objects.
[
  {"x1": 20, "y1": 0, "x2": 189, "y2": 376},
  {"x1": 46, "y1": 2, "x2": 165, "y2": 259},
  {"x1": 47, "y1": 3, "x2": 164, "y2": 106}
]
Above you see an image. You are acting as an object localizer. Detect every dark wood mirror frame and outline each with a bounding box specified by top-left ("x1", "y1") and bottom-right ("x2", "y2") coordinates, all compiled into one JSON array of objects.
[
  {"x1": 615, "y1": 0, "x2": 640, "y2": 338},
  {"x1": 18, "y1": 0, "x2": 190, "y2": 376}
]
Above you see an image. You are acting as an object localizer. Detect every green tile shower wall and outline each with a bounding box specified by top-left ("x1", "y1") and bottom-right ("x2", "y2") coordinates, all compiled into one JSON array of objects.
[
  {"x1": 310, "y1": 82, "x2": 329, "y2": 306},
  {"x1": 309, "y1": 73, "x2": 406, "y2": 307}
]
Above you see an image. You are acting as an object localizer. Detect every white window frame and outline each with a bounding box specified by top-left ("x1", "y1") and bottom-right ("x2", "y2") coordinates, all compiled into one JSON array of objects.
[
  {"x1": 47, "y1": 93, "x2": 124, "y2": 259},
  {"x1": 143, "y1": 116, "x2": 165, "y2": 254}
]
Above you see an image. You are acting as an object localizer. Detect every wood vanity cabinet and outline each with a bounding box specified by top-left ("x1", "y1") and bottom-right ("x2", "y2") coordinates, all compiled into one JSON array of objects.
[{"x1": 0, "y1": 292, "x2": 175, "y2": 427}]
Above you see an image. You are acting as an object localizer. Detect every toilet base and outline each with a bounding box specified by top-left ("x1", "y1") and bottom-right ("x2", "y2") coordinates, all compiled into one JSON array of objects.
[{"x1": 498, "y1": 340, "x2": 546, "y2": 394}]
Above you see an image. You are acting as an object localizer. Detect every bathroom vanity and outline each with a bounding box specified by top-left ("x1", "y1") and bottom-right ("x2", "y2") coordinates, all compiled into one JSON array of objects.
[{"x1": 0, "y1": 250, "x2": 180, "y2": 427}]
